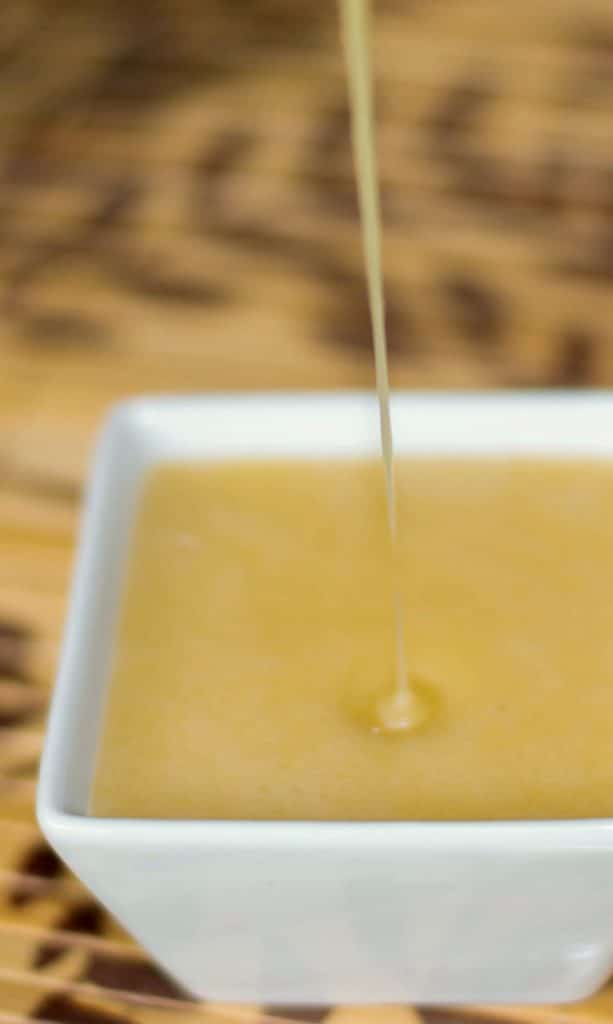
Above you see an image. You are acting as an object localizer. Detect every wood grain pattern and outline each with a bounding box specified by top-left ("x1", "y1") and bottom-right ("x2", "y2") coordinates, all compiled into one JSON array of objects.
[{"x1": 2, "y1": 0, "x2": 613, "y2": 1020}]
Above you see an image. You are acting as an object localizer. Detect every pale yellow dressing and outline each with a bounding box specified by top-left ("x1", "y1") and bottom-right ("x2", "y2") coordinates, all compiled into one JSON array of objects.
[
  {"x1": 91, "y1": 458, "x2": 613, "y2": 821},
  {"x1": 340, "y1": 0, "x2": 420, "y2": 731}
]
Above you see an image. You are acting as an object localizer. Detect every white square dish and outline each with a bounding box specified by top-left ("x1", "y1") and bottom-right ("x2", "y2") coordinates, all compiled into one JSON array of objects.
[{"x1": 37, "y1": 391, "x2": 613, "y2": 1006}]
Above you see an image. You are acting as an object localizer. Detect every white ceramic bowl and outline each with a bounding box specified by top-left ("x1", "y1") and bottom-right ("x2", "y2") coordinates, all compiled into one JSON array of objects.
[{"x1": 37, "y1": 392, "x2": 613, "y2": 1006}]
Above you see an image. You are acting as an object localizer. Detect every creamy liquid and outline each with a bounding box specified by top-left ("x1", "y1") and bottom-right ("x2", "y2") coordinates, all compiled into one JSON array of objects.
[
  {"x1": 92, "y1": 458, "x2": 613, "y2": 821},
  {"x1": 340, "y1": 0, "x2": 413, "y2": 729}
]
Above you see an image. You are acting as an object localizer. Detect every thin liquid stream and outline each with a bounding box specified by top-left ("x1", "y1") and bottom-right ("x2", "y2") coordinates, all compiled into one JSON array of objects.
[{"x1": 339, "y1": 0, "x2": 417, "y2": 730}]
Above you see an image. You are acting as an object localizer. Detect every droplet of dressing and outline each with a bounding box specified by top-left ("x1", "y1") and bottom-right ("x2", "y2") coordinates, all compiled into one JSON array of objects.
[
  {"x1": 347, "y1": 676, "x2": 438, "y2": 737},
  {"x1": 374, "y1": 685, "x2": 430, "y2": 734}
]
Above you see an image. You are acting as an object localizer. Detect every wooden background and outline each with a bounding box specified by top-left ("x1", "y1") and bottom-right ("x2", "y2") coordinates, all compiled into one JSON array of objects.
[{"x1": 2, "y1": 0, "x2": 613, "y2": 1020}]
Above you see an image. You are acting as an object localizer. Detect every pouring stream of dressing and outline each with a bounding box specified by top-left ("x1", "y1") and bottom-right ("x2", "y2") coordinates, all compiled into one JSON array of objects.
[{"x1": 339, "y1": 0, "x2": 425, "y2": 733}]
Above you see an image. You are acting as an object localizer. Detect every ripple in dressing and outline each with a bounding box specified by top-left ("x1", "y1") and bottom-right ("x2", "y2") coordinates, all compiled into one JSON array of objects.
[{"x1": 339, "y1": 0, "x2": 428, "y2": 733}]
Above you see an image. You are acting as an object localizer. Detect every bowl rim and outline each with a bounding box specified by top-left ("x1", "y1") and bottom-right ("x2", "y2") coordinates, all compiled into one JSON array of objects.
[{"x1": 38, "y1": 389, "x2": 613, "y2": 843}]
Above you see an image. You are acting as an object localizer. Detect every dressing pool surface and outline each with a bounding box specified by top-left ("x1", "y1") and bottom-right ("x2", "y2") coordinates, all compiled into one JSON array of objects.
[{"x1": 91, "y1": 457, "x2": 613, "y2": 822}]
